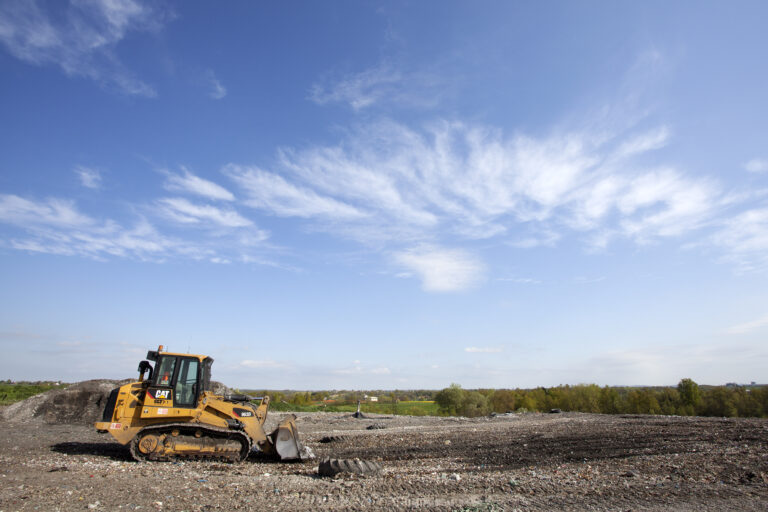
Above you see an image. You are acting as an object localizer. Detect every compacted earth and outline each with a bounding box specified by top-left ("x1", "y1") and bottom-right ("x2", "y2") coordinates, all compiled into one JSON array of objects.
[{"x1": 0, "y1": 408, "x2": 766, "y2": 511}]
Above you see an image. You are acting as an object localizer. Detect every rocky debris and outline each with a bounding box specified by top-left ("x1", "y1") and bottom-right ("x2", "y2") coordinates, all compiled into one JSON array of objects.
[
  {"x1": 209, "y1": 381, "x2": 232, "y2": 396},
  {"x1": 366, "y1": 423, "x2": 386, "y2": 430},
  {"x1": 318, "y1": 457, "x2": 383, "y2": 477},
  {"x1": 0, "y1": 410, "x2": 767, "y2": 510}
]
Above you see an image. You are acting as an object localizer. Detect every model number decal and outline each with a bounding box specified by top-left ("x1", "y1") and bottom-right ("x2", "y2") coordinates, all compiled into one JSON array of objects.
[{"x1": 233, "y1": 407, "x2": 254, "y2": 418}]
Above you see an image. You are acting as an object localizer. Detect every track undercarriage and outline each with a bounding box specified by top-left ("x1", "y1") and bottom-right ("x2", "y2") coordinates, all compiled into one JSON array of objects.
[{"x1": 129, "y1": 423, "x2": 252, "y2": 462}]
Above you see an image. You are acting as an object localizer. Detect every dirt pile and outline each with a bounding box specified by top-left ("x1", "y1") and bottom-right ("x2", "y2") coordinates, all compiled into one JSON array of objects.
[
  {"x1": 0, "y1": 379, "x2": 234, "y2": 426},
  {"x1": 0, "y1": 380, "x2": 124, "y2": 425}
]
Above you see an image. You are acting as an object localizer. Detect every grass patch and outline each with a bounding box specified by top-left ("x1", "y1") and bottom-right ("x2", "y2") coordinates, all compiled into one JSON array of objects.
[{"x1": 0, "y1": 382, "x2": 68, "y2": 406}]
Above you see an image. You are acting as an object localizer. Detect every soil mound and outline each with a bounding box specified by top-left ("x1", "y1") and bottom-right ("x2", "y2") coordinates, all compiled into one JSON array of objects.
[
  {"x1": 0, "y1": 380, "x2": 127, "y2": 425},
  {"x1": 0, "y1": 380, "x2": 233, "y2": 425}
]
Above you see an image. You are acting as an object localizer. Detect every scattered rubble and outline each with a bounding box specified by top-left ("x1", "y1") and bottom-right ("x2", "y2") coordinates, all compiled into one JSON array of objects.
[{"x1": 1, "y1": 386, "x2": 767, "y2": 510}]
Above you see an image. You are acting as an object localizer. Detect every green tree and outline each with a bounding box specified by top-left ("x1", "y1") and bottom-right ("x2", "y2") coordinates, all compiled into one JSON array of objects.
[
  {"x1": 702, "y1": 387, "x2": 737, "y2": 417},
  {"x1": 570, "y1": 384, "x2": 601, "y2": 413},
  {"x1": 434, "y1": 383, "x2": 465, "y2": 415},
  {"x1": 459, "y1": 391, "x2": 489, "y2": 417},
  {"x1": 627, "y1": 389, "x2": 661, "y2": 415},
  {"x1": 490, "y1": 389, "x2": 516, "y2": 413},
  {"x1": 599, "y1": 386, "x2": 621, "y2": 414},
  {"x1": 657, "y1": 388, "x2": 680, "y2": 415},
  {"x1": 677, "y1": 378, "x2": 702, "y2": 414}
]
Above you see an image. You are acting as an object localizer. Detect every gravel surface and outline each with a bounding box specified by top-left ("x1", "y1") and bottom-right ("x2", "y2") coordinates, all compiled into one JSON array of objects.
[{"x1": 0, "y1": 411, "x2": 766, "y2": 511}]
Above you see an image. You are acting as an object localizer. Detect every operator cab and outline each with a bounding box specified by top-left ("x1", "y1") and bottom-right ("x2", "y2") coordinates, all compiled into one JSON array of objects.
[{"x1": 138, "y1": 346, "x2": 213, "y2": 408}]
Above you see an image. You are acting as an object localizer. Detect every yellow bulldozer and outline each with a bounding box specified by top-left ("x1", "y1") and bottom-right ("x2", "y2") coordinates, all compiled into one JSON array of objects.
[{"x1": 94, "y1": 346, "x2": 304, "y2": 462}]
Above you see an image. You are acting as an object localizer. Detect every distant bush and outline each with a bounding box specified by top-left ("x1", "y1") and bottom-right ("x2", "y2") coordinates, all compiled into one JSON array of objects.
[{"x1": 437, "y1": 379, "x2": 767, "y2": 418}]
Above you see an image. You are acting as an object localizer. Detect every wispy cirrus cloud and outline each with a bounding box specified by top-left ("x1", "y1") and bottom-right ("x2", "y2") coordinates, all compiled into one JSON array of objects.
[
  {"x1": 394, "y1": 245, "x2": 485, "y2": 292},
  {"x1": 157, "y1": 197, "x2": 253, "y2": 228},
  {"x1": 0, "y1": 192, "x2": 269, "y2": 264},
  {"x1": 206, "y1": 69, "x2": 227, "y2": 100},
  {"x1": 224, "y1": 164, "x2": 366, "y2": 220},
  {"x1": 0, "y1": 194, "x2": 94, "y2": 227},
  {"x1": 164, "y1": 167, "x2": 235, "y2": 201},
  {"x1": 710, "y1": 207, "x2": 768, "y2": 273},
  {"x1": 0, "y1": 0, "x2": 168, "y2": 96},
  {"x1": 222, "y1": 118, "x2": 737, "y2": 284},
  {"x1": 309, "y1": 61, "x2": 446, "y2": 111},
  {"x1": 744, "y1": 158, "x2": 768, "y2": 174},
  {"x1": 75, "y1": 166, "x2": 102, "y2": 189}
]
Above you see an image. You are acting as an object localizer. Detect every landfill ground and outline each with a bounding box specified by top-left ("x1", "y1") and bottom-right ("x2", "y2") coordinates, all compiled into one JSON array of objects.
[{"x1": 1, "y1": 410, "x2": 767, "y2": 511}]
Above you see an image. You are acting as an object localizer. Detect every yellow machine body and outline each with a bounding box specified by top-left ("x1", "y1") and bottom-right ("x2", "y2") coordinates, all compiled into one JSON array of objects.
[{"x1": 94, "y1": 346, "x2": 301, "y2": 462}]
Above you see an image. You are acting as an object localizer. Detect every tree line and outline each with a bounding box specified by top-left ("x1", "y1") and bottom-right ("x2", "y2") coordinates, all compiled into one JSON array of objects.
[{"x1": 434, "y1": 379, "x2": 768, "y2": 418}]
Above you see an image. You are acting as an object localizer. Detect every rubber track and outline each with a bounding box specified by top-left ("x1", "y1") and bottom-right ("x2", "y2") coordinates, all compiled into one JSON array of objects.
[{"x1": 129, "y1": 423, "x2": 252, "y2": 463}]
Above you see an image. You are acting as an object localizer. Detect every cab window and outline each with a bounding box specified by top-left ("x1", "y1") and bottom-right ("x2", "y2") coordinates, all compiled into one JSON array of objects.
[
  {"x1": 175, "y1": 358, "x2": 199, "y2": 407},
  {"x1": 155, "y1": 356, "x2": 176, "y2": 387}
]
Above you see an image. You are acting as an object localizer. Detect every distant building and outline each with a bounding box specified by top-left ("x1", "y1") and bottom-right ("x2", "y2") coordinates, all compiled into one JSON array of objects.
[{"x1": 369, "y1": 396, "x2": 378, "y2": 402}]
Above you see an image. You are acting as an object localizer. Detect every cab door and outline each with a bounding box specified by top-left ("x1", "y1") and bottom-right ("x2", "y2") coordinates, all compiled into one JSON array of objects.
[
  {"x1": 142, "y1": 355, "x2": 176, "y2": 418},
  {"x1": 173, "y1": 358, "x2": 200, "y2": 408}
]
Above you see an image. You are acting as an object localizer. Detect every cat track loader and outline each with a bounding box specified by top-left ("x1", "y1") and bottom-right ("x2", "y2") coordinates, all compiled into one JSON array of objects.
[{"x1": 94, "y1": 346, "x2": 303, "y2": 462}]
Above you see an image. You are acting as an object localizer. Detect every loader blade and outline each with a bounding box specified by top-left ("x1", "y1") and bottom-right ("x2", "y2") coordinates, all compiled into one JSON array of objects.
[{"x1": 270, "y1": 414, "x2": 302, "y2": 461}]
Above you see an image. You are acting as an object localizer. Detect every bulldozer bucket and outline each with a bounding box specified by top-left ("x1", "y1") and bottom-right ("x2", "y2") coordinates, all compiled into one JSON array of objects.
[{"x1": 270, "y1": 414, "x2": 302, "y2": 461}]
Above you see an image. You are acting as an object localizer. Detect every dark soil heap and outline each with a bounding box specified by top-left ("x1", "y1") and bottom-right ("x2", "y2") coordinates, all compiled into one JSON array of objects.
[
  {"x1": 0, "y1": 379, "x2": 232, "y2": 425},
  {"x1": 0, "y1": 380, "x2": 124, "y2": 425}
]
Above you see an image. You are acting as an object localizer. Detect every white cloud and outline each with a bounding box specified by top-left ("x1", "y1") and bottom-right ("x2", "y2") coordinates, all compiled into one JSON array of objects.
[
  {"x1": 75, "y1": 166, "x2": 102, "y2": 189},
  {"x1": 744, "y1": 158, "x2": 768, "y2": 174},
  {"x1": 233, "y1": 120, "x2": 722, "y2": 248},
  {"x1": 309, "y1": 61, "x2": 446, "y2": 111},
  {"x1": 158, "y1": 197, "x2": 253, "y2": 228},
  {"x1": 0, "y1": 0, "x2": 166, "y2": 96},
  {"x1": 727, "y1": 314, "x2": 768, "y2": 335},
  {"x1": 7, "y1": 217, "x2": 176, "y2": 261},
  {"x1": 465, "y1": 347, "x2": 503, "y2": 353},
  {"x1": 310, "y1": 62, "x2": 402, "y2": 110},
  {"x1": 393, "y1": 245, "x2": 485, "y2": 292},
  {"x1": 614, "y1": 126, "x2": 670, "y2": 159},
  {"x1": 224, "y1": 164, "x2": 366, "y2": 220},
  {"x1": 164, "y1": 167, "x2": 235, "y2": 201},
  {"x1": 214, "y1": 116, "x2": 767, "y2": 280},
  {"x1": 0, "y1": 194, "x2": 94, "y2": 227},
  {"x1": 0, "y1": 194, "x2": 271, "y2": 263},
  {"x1": 710, "y1": 207, "x2": 768, "y2": 273},
  {"x1": 371, "y1": 367, "x2": 391, "y2": 375},
  {"x1": 206, "y1": 69, "x2": 226, "y2": 100}
]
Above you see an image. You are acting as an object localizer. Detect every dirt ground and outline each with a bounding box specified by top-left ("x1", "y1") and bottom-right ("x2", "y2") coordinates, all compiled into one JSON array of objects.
[{"x1": 0, "y1": 410, "x2": 766, "y2": 511}]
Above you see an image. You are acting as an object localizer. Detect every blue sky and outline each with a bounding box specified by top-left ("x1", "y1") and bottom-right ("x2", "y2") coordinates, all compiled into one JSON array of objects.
[{"x1": 1, "y1": 1, "x2": 767, "y2": 389}]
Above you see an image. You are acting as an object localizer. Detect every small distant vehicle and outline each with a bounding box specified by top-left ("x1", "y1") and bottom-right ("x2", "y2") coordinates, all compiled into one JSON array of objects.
[{"x1": 94, "y1": 346, "x2": 303, "y2": 462}]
